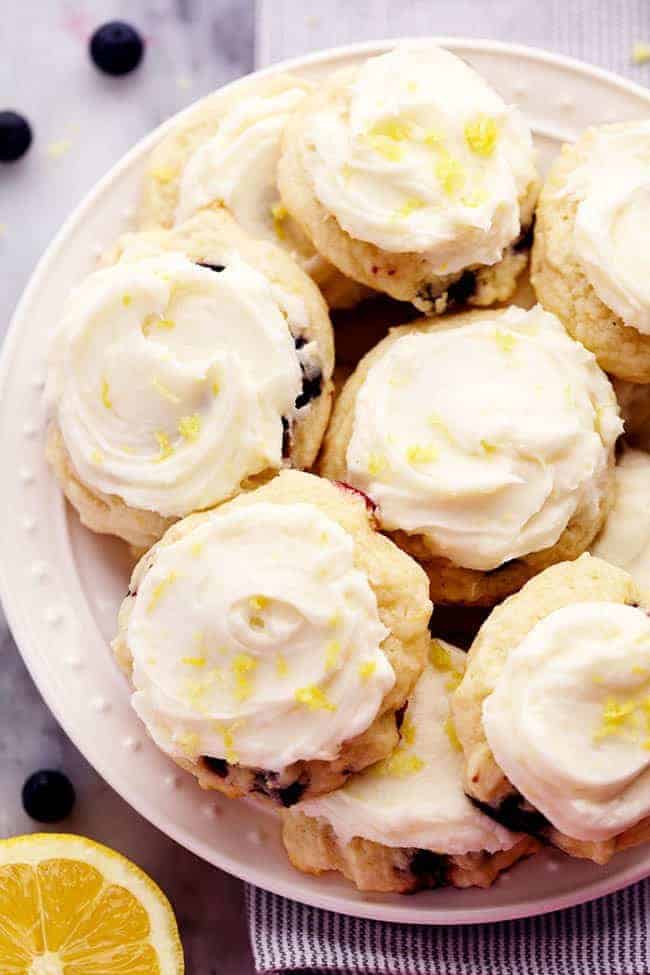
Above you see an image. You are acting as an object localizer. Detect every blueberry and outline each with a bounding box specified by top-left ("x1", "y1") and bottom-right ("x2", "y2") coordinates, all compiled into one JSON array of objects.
[
  {"x1": 22, "y1": 770, "x2": 75, "y2": 823},
  {"x1": 446, "y1": 269, "x2": 476, "y2": 306},
  {"x1": 0, "y1": 111, "x2": 32, "y2": 163},
  {"x1": 295, "y1": 372, "x2": 322, "y2": 410},
  {"x1": 202, "y1": 756, "x2": 229, "y2": 778},
  {"x1": 90, "y1": 21, "x2": 144, "y2": 77}
]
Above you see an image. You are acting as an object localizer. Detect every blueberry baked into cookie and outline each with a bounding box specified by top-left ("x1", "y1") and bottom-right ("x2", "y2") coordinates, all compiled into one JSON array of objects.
[
  {"x1": 321, "y1": 304, "x2": 621, "y2": 605},
  {"x1": 532, "y1": 122, "x2": 650, "y2": 383},
  {"x1": 453, "y1": 554, "x2": 650, "y2": 864},
  {"x1": 139, "y1": 73, "x2": 368, "y2": 309},
  {"x1": 279, "y1": 43, "x2": 539, "y2": 313},
  {"x1": 46, "y1": 210, "x2": 334, "y2": 549},
  {"x1": 112, "y1": 471, "x2": 432, "y2": 805},
  {"x1": 283, "y1": 640, "x2": 538, "y2": 892}
]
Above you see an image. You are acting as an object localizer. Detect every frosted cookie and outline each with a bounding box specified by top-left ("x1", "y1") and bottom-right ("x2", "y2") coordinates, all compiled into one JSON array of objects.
[
  {"x1": 453, "y1": 554, "x2": 650, "y2": 864},
  {"x1": 139, "y1": 74, "x2": 368, "y2": 309},
  {"x1": 532, "y1": 122, "x2": 650, "y2": 382},
  {"x1": 46, "y1": 210, "x2": 334, "y2": 549},
  {"x1": 279, "y1": 44, "x2": 538, "y2": 314},
  {"x1": 112, "y1": 471, "x2": 431, "y2": 804},
  {"x1": 591, "y1": 449, "x2": 650, "y2": 590},
  {"x1": 321, "y1": 304, "x2": 621, "y2": 605},
  {"x1": 283, "y1": 640, "x2": 538, "y2": 892}
]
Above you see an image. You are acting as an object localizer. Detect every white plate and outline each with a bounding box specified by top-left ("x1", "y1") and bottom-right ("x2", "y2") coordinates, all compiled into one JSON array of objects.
[{"x1": 2, "y1": 38, "x2": 650, "y2": 926}]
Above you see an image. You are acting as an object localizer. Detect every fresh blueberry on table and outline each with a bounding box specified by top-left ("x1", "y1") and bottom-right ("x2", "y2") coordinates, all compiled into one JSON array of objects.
[
  {"x1": 89, "y1": 21, "x2": 145, "y2": 77},
  {"x1": 0, "y1": 111, "x2": 33, "y2": 163},
  {"x1": 22, "y1": 770, "x2": 76, "y2": 823}
]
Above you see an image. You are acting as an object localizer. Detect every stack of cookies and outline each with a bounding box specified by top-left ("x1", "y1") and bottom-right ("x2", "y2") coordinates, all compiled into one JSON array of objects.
[{"x1": 45, "y1": 42, "x2": 650, "y2": 893}]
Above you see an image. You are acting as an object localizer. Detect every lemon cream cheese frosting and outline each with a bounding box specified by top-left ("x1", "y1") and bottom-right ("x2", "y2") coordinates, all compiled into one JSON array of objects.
[
  {"x1": 483, "y1": 602, "x2": 650, "y2": 842},
  {"x1": 344, "y1": 305, "x2": 621, "y2": 572},
  {"x1": 46, "y1": 252, "x2": 305, "y2": 519},
  {"x1": 297, "y1": 44, "x2": 536, "y2": 275},
  {"x1": 591, "y1": 449, "x2": 650, "y2": 590},
  {"x1": 297, "y1": 643, "x2": 518, "y2": 854},
  {"x1": 564, "y1": 123, "x2": 650, "y2": 334},
  {"x1": 175, "y1": 85, "x2": 308, "y2": 240},
  {"x1": 125, "y1": 501, "x2": 394, "y2": 771}
]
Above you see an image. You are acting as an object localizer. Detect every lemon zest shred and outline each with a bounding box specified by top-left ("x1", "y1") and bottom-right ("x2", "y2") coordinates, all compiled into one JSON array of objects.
[
  {"x1": 276, "y1": 654, "x2": 289, "y2": 678},
  {"x1": 295, "y1": 685, "x2": 337, "y2": 711},
  {"x1": 358, "y1": 660, "x2": 377, "y2": 681},
  {"x1": 178, "y1": 414, "x2": 201, "y2": 442},
  {"x1": 155, "y1": 430, "x2": 174, "y2": 461},
  {"x1": 406, "y1": 443, "x2": 438, "y2": 465},
  {"x1": 147, "y1": 571, "x2": 177, "y2": 613},
  {"x1": 325, "y1": 639, "x2": 341, "y2": 671},
  {"x1": 101, "y1": 378, "x2": 112, "y2": 410},
  {"x1": 464, "y1": 114, "x2": 499, "y2": 157}
]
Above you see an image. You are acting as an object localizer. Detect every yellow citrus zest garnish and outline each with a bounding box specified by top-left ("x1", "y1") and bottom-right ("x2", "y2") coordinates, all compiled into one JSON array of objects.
[
  {"x1": 379, "y1": 748, "x2": 424, "y2": 778},
  {"x1": 101, "y1": 378, "x2": 112, "y2": 410},
  {"x1": 271, "y1": 202, "x2": 288, "y2": 239},
  {"x1": 91, "y1": 449, "x2": 104, "y2": 465},
  {"x1": 276, "y1": 654, "x2": 289, "y2": 678},
  {"x1": 394, "y1": 196, "x2": 425, "y2": 219},
  {"x1": 464, "y1": 114, "x2": 499, "y2": 156},
  {"x1": 147, "y1": 571, "x2": 177, "y2": 613},
  {"x1": 181, "y1": 656, "x2": 206, "y2": 668},
  {"x1": 325, "y1": 639, "x2": 341, "y2": 671},
  {"x1": 367, "y1": 451, "x2": 388, "y2": 476},
  {"x1": 178, "y1": 414, "x2": 201, "y2": 442},
  {"x1": 481, "y1": 439, "x2": 498, "y2": 455},
  {"x1": 155, "y1": 431, "x2": 174, "y2": 461},
  {"x1": 358, "y1": 660, "x2": 377, "y2": 681},
  {"x1": 232, "y1": 654, "x2": 257, "y2": 702},
  {"x1": 122, "y1": 293, "x2": 132, "y2": 307},
  {"x1": 222, "y1": 722, "x2": 242, "y2": 763},
  {"x1": 406, "y1": 444, "x2": 438, "y2": 465},
  {"x1": 435, "y1": 153, "x2": 465, "y2": 195},
  {"x1": 295, "y1": 686, "x2": 337, "y2": 711}
]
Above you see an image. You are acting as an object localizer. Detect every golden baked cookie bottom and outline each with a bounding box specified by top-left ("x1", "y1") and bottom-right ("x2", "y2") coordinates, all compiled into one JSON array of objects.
[{"x1": 282, "y1": 809, "x2": 539, "y2": 892}]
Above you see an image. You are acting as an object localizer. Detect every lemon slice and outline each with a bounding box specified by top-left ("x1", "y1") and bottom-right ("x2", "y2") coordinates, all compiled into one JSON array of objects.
[{"x1": 0, "y1": 833, "x2": 184, "y2": 974}]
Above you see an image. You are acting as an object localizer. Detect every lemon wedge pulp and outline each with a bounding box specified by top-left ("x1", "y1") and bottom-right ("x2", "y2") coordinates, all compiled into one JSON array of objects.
[{"x1": 0, "y1": 833, "x2": 184, "y2": 974}]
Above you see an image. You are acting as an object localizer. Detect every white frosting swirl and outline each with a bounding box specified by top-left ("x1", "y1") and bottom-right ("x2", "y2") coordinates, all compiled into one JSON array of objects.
[
  {"x1": 346, "y1": 305, "x2": 621, "y2": 571},
  {"x1": 568, "y1": 123, "x2": 650, "y2": 334},
  {"x1": 47, "y1": 253, "x2": 303, "y2": 518},
  {"x1": 299, "y1": 44, "x2": 536, "y2": 274},
  {"x1": 175, "y1": 86, "x2": 307, "y2": 242},
  {"x1": 483, "y1": 602, "x2": 650, "y2": 842},
  {"x1": 300, "y1": 643, "x2": 517, "y2": 854},
  {"x1": 126, "y1": 501, "x2": 394, "y2": 771},
  {"x1": 591, "y1": 450, "x2": 650, "y2": 590}
]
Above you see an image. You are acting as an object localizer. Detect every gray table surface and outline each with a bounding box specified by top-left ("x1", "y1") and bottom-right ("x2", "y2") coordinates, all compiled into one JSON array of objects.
[{"x1": 1, "y1": 2, "x2": 649, "y2": 972}]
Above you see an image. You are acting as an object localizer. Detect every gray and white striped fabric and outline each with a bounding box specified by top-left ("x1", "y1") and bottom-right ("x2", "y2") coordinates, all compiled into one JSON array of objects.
[
  {"x1": 247, "y1": 2, "x2": 650, "y2": 971},
  {"x1": 246, "y1": 881, "x2": 650, "y2": 974}
]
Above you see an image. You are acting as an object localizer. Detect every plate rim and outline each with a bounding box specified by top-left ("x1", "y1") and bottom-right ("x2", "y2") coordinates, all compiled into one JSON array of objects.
[{"x1": 3, "y1": 37, "x2": 650, "y2": 925}]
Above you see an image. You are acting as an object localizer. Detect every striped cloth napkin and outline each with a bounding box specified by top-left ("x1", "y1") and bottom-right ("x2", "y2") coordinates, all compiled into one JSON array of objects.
[
  {"x1": 246, "y1": 881, "x2": 650, "y2": 973},
  {"x1": 248, "y1": 2, "x2": 650, "y2": 971}
]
